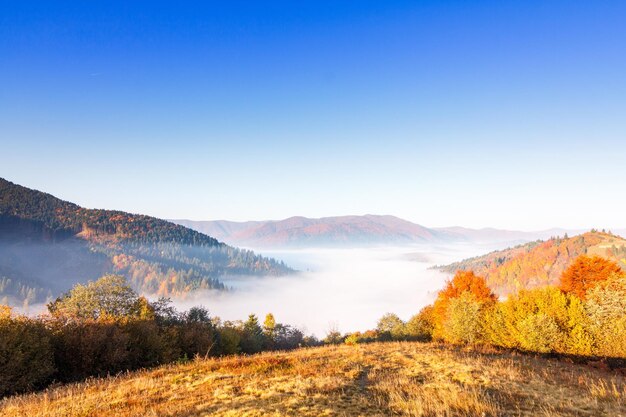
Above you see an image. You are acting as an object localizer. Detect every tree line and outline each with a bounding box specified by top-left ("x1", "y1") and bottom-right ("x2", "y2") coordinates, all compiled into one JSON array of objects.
[
  {"x1": 0, "y1": 275, "x2": 318, "y2": 397},
  {"x1": 339, "y1": 254, "x2": 626, "y2": 361}
]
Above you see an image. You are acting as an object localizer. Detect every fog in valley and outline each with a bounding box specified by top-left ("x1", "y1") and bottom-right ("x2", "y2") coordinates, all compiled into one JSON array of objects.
[{"x1": 172, "y1": 242, "x2": 508, "y2": 338}]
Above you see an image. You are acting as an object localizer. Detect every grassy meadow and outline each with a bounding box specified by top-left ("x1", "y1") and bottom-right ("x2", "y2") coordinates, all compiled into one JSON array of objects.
[{"x1": 1, "y1": 341, "x2": 624, "y2": 417}]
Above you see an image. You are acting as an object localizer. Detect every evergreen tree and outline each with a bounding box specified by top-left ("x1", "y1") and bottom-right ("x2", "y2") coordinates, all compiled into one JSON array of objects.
[{"x1": 241, "y1": 314, "x2": 264, "y2": 354}]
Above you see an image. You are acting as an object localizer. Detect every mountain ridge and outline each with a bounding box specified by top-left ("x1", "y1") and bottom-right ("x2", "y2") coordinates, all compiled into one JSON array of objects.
[
  {"x1": 0, "y1": 178, "x2": 291, "y2": 307},
  {"x1": 173, "y1": 216, "x2": 579, "y2": 248}
]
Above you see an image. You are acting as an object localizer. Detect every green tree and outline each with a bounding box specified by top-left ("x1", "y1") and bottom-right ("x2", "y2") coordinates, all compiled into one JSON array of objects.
[
  {"x1": 48, "y1": 275, "x2": 141, "y2": 320},
  {"x1": 240, "y1": 314, "x2": 264, "y2": 354},
  {"x1": 376, "y1": 313, "x2": 406, "y2": 341}
]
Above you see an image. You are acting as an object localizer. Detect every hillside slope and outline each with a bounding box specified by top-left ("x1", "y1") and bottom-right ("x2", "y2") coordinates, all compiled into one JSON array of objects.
[
  {"x1": 437, "y1": 231, "x2": 626, "y2": 296},
  {"x1": 0, "y1": 178, "x2": 291, "y2": 306},
  {"x1": 2, "y1": 342, "x2": 624, "y2": 416}
]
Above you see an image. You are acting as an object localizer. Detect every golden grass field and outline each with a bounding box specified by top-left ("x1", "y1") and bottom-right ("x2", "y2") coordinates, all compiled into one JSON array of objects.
[{"x1": 1, "y1": 342, "x2": 625, "y2": 417}]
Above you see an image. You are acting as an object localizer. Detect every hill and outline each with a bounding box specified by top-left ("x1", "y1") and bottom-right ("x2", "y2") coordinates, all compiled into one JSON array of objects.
[
  {"x1": 2, "y1": 342, "x2": 624, "y2": 416},
  {"x1": 437, "y1": 231, "x2": 626, "y2": 296},
  {"x1": 0, "y1": 178, "x2": 291, "y2": 306},
  {"x1": 175, "y1": 215, "x2": 442, "y2": 247},
  {"x1": 174, "y1": 216, "x2": 568, "y2": 248}
]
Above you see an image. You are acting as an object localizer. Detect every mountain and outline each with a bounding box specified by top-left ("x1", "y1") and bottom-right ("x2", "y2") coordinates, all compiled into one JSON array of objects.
[
  {"x1": 0, "y1": 178, "x2": 291, "y2": 307},
  {"x1": 436, "y1": 231, "x2": 626, "y2": 296},
  {"x1": 175, "y1": 215, "x2": 446, "y2": 247},
  {"x1": 174, "y1": 216, "x2": 576, "y2": 248}
]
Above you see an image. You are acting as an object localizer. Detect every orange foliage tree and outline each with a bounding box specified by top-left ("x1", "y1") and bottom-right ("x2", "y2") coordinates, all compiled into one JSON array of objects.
[
  {"x1": 432, "y1": 270, "x2": 496, "y2": 340},
  {"x1": 559, "y1": 255, "x2": 624, "y2": 299}
]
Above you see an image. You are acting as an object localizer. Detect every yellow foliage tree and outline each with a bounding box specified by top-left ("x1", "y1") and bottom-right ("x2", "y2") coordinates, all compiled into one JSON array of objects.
[{"x1": 432, "y1": 271, "x2": 496, "y2": 340}]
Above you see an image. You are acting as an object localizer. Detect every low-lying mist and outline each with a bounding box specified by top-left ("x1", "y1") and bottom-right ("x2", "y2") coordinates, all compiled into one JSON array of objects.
[{"x1": 172, "y1": 243, "x2": 501, "y2": 338}]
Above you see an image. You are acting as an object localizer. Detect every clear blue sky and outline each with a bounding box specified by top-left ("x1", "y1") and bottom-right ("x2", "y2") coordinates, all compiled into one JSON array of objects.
[{"x1": 2, "y1": 1, "x2": 625, "y2": 230}]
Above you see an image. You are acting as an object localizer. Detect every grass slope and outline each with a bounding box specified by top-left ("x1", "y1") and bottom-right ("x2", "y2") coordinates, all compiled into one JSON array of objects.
[{"x1": 2, "y1": 342, "x2": 624, "y2": 416}]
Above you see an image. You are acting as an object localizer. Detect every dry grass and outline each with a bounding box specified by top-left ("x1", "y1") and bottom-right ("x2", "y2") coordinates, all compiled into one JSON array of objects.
[{"x1": 1, "y1": 342, "x2": 625, "y2": 416}]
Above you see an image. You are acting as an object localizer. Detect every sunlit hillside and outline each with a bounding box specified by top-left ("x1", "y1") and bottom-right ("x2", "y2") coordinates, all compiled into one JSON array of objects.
[
  {"x1": 438, "y1": 231, "x2": 626, "y2": 296},
  {"x1": 0, "y1": 178, "x2": 291, "y2": 306},
  {"x1": 2, "y1": 342, "x2": 624, "y2": 417}
]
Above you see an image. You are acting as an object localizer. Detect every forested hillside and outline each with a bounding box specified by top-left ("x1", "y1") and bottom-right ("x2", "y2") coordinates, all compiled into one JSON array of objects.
[
  {"x1": 0, "y1": 178, "x2": 291, "y2": 306},
  {"x1": 437, "y1": 231, "x2": 626, "y2": 296}
]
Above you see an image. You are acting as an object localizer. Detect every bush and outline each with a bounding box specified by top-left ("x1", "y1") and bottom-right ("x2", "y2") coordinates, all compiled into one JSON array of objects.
[
  {"x1": 344, "y1": 330, "x2": 378, "y2": 346},
  {"x1": 218, "y1": 326, "x2": 242, "y2": 355},
  {"x1": 441, "y1": 293, "x2": 484, "y2": 345},
  {"x1": 406, "y1": 306, "x2": 434, "y2": 341},
  {"x1": 376, "y1": 313, "x2": 406, "y2": 341},
  {"x1": 585, "y1": 276, "x2": 626, "y2": 357},
  {"x1": 516, "y1": 313, "x2": 561, "y2": 353},
  {"x1": 175, "y1": 307, "x2": 217, "y2": 359},
  {"x1": 49, "y1": 317, "x2": 172, "y2": 382},
  {"x1": 483, "y1": 287, "x2": 592, "y2": 355},
  {"x1": 432, "y1": 271, "x2": 496, "y2": 340},
  {"x1": 0, "y1": 307, "x2": 55, "y2": 396},
  {"x1": 344, "y1": 333, "x2": 360, "y2": 346}
]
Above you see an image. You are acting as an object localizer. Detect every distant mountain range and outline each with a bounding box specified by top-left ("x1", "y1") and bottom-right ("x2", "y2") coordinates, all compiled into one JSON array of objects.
[
  {"x1": 436, "y1": 231, "x2": 626, "y2": 296},
  {"x1": 173, "y1": 216, "x2": 577, "y2": 248},
  {"x1": 0, "y1": 178, "x2": 291, "y2": 307}
]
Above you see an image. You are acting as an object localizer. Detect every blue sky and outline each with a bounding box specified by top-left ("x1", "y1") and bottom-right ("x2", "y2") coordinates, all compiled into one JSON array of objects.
[{"x1": 1, "y1": 1, "x2": 625, "y2": 230}]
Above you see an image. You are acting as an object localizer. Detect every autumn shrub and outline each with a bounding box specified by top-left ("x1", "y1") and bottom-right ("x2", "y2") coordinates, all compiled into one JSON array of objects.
[
  {"x1": 432, "y1": 271, "x2": 496, "y2": 340},
  {"x1": 517, "y1": 313, "x2": 562, "y2": 353},
  {"x1": 0, "y1": 306, "x2": 55, "y2": 397},
  {"x1": 344, "y1": 330, "x2": 378, "y2": 345},
  {"x1": 49, "y1": 317, "x2": 175, "y2": 382},
  {"x1": 49, "y1": 319, "x2": 131, "y2": 381},
  {"x1": 441, "y1": 293, "x2": 485, "y2": 345},
  {"x1": 483, "y1": 286, "x2": 592, "y2": 355},
  {"x1": 406, "y1": 305, "x2": 434, "y2": 341},
  {"x1": 344, "y1": 333, "x2": 361, "y2": 346},
  {"x1": 585, "y1": 276, "x2": 626, "y2": 357}
]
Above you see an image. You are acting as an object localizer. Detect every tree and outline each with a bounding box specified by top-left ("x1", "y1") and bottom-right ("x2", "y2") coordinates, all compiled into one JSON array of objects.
[
  {"x1": 177, "y1": 307, "x2": 215, "y2": 359},
  {"x1": 263, "y1": 313, "x2": 277, "y2": 349},
  {"x1": 0, "y1": 307, "x2": 55, "y2": 396},
  {"x1": 376, "y1": 313, "x2": 406, "y2": 341},
  {"x1": 324, "y1": 323, "x2": 343, "y2": 345},
  {"x1": 483, "y1": 286, "x2": 592, "y2": 355},
  {"x1": 240, "y1": 314, "x2": 264, "y2": 354},
  {"x1": 559, "y1": 255, "x2": 624, "y2": 299},
  {"x1": 585, "y1": 276, "x2": 626, "y2": 357},
  {"x1": 48, "y1": 275, "x2": 142, "y2": 320},
  {"x1": 186, "y1": 306, "x2": 211, "y2": 323},
  {"x1": 441, "y1": 293, "x2": 484, "y2": 345},
  {"x1": 406, "y1": 305, "x2": 434, "y2": 341},
  {"x1": 432, "y1": 270, "x2": 496, "y2": 340}
]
